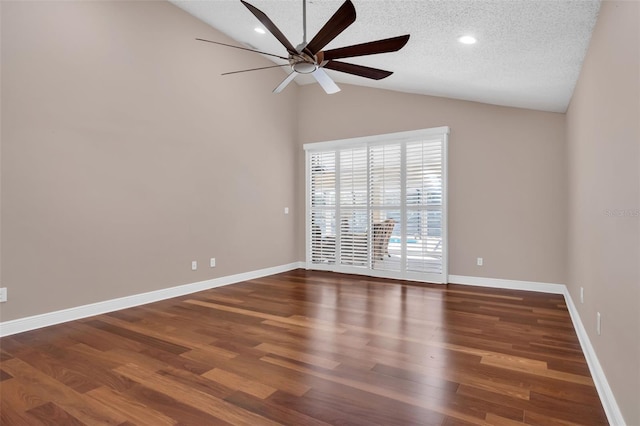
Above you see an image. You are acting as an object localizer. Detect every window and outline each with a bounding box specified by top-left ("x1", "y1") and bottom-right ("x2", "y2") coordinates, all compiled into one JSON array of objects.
[{"x1": 305, "y1": 127, "x2": 449, "y2": 284}]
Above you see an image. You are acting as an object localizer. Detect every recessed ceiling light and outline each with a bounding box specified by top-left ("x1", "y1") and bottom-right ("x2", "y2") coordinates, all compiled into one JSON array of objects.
[
  {"x1": 458, "y1": 35, "x2": 477, "y2": 45},
  {"x1": 254, "y1": 27, "x2": 266, "y2": 34}
]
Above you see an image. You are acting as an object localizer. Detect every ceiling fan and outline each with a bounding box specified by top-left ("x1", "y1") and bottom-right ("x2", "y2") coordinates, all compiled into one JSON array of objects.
[{"x1": 197, "y1": 0, "x2": 410, "y2": 94}]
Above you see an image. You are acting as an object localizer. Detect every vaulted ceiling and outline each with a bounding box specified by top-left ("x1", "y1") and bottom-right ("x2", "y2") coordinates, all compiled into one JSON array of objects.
[{"x1": 172, "y1": 0, "x2": 600, "y2": 112}]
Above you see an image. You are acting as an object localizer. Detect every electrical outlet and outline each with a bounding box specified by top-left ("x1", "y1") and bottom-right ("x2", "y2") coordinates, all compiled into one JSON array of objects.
[
  {"x1": 210, "y1": 258, "x2": 216, "y2": 268},
  {"x1": 597, "y1": 312, "x2": 602, "y2": 335},
  {"x1": 0, "y1": 287, "x2": 7, "y2": 303},
  {"x1": 580, "y1": 287, "x2": 584, "y2": 304},
  {"x1": 477, "y1": 257, "x2": 483, "y2": 266},
  {"x1": 191, "y1": 261, "x2": 197, "y2": 271},
  {"x1": 284, "y1": 207, "x2": 289, "y2": 214}
]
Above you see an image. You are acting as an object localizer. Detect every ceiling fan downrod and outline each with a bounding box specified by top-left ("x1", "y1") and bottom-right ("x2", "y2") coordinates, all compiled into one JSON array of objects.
[
  {"x1": 293, "y1": 0, "x2": 315, "y2": 73},
  {"x1": 303, "y1": 0, "x2": 307, "y2": 44}
]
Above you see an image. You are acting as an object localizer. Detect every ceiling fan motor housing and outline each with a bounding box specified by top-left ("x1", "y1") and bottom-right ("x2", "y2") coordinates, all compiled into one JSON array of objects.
[{"x1": 290, "y1": 51, "x2": 318, "y2": 74}]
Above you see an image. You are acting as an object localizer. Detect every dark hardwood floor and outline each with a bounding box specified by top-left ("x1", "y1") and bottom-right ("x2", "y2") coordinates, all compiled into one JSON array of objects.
[{"x1": 0, "y1": 269, "x2": 608, "y2": 425}]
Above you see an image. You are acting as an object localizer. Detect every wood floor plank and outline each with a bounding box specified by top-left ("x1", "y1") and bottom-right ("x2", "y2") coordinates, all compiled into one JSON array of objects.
[
  {"x1": 95, "y1": 313, "x2": 217, "y2": 350},
  {"x1": 224, "y1": 390, "x2": 333, "y2": 426},
  {"x1": 0, "y1": 378, "x2": 48, "y2": 412},
  {"x1": 20, "y1": 343, "x2": 135, "y2": 394},
  {"x1": 1, "y1": 398, "x2": 43, "y2": 426},
  {"x1": 202, "y1": 368, "x2": 277, "y2": 399},
  {"x1": 0, "y1": 269, "x2": 607, "y2": 425},
  {"x1": 480, "y1": 356, "x2": 594, "y2": 385},
  {"x1": 25, "y1": 402, "x2": 86, "y2": 426},
  {"x1": 1, "y1": 358, "x2": 127, "y2": 425},
  {"x1": 121, "y1": 382, "x2": 228, "y2": 425},
  {"x1": 8, "y1": 347, "x2": 101, "y2": 394},
  {"x1": 62, "y1": 322, "x2": 147, "y2": 353},
  {"x1": 178, "y1": 343, "x2": 239, "y2": 367},
  {"x1": 155, "y1": 365, "x2": 236, "y2": 400},
  {"x1": 527, "y1": 391, "x2": 607, "y2": 425},
  {"x1": 137, "y1": 346, "x2": 212, "y2": 376},
  {"x1": 205, "y1": 354, "x2": 312, "y2": 397},
  {"x1": 115, "y1": 363, "x2": 281, "y2": 425},
  {"x1": 83, "y1": 320, "x2": 190, "y2": 355},
  {"x1": 84, "y1": 386, "x2": 177, "y2": 426},
  {"x1": 528, "y1": 380, "x2": 603, "y2": 406},
  {"x1": 0, "y1": 369, "x2": 13, "y2": 381},
  {"x1": 523, "y1": 410, "x2": 585, "y2": 426},
  {"x1": 486, "y1": 412, "x2": 528, "y2": 425},
  {"x1": 255, "y1": 342, "x2": 341, "y2": 370}
]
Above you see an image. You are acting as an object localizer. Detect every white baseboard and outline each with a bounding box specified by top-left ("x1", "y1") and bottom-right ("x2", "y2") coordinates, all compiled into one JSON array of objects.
[
  {"x1": 563, "y1": 288, "x2": 626, "y2": 426},
  {"x1": 448, "y1": 274, "x2": 565, "y2": 294},
  {"x1": 0, "y1": 262, "x2": 304, "y2": 338}
]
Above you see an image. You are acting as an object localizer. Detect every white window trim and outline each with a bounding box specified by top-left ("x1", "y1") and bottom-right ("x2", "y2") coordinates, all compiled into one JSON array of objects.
[
  {"x1": 304, "y1": 127, "x2": 450, "y2": 284},
  {"x1": 303, "y1": 126, "x2": 450, "y2": 152}
]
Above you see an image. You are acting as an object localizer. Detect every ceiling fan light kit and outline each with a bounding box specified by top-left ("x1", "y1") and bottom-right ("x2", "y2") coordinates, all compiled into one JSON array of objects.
[{"x1": 197, "y1": 0, "x2": 410, "y2": 94}]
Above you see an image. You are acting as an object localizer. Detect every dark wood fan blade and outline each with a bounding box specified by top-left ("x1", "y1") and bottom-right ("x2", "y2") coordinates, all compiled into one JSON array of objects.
[
  {"x1": 222, "y1": 64, "x2": 291, "y2": 76},
  {"x1": 305, "y1": 0, "x2": 356, "y2": 55},
  {"x1": 324, "y1": 61, "x2": 393, "y2": 80},
  {"x1": 321, "y1": 35, "x2": 410, "y2": 61},
  {"x1": 240, "y1": 0, "x2": 298, "y2": 54},
  {"x1": 196, "y1": 38, "x2": 289, "y2": 61}
]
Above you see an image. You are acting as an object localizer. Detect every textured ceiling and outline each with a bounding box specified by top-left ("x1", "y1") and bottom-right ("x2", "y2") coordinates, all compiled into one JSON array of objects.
[{"x1": 171, "y1": 0, "x2": 600, "y2": 112}]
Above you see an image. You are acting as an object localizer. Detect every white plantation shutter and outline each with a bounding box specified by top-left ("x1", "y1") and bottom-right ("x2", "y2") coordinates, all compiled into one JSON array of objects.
[
  {"x1": 406, "y1": 140, "x2": 444, "y2": 275},
  {"x1": 309, "y1": 151, "x2": 336, "y2": 264},
  {"x1": 305, "y1": 127, "x2": 449, "y2": 284}
]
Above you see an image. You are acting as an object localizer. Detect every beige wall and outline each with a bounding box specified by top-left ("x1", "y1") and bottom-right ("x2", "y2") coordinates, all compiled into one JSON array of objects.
[
  {"x1": 0, "y1": 1, "x2": 299, "y2": 322},
  {"x1": 566, "y1": 1, "x2": 640, "y2": 424},
  {"x1": 296, "y1": 84, "x2": 567, "y2": 285}
]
